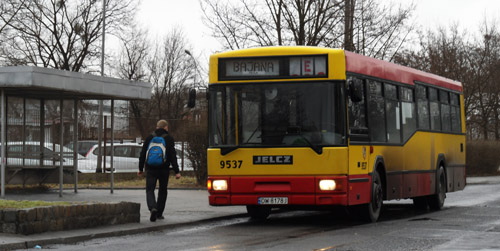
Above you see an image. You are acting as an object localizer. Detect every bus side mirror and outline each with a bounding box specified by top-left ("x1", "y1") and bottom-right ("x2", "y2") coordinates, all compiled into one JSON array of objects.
[
  {"x1": 348, "y1": 79, "x2": 363, "y2": 103},
  {"x1": 187, "y1": 89, "x2": 196, "y2": 108}
]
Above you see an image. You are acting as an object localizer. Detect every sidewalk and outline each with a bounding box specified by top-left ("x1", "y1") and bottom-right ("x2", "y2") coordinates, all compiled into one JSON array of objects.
[
  {"x1": 466, "y1": 175, "x2": 500, "y2": 185},
  {"x1": 1, "y1": 176, "x2": 499, "y2": 250},
  {"x1": 0, "y1": 188, "x2": 247, "y2": 250}
]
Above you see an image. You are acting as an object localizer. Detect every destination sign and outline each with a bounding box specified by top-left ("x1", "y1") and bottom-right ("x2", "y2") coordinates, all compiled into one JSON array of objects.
[
  {"x1": 225, "y1": 59, "x2": 280, "y2": 77},
  {"x1": 219, "y1": 55, "x2": 328, "y2": 80}
]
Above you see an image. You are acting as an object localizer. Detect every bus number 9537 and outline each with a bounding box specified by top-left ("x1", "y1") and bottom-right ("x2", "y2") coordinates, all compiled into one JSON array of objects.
[{"x1": 220, "y1": 160, "x2": 243, "y2": 169}]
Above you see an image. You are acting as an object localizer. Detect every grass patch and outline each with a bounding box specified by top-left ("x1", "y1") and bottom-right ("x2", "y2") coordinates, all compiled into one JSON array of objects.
[
  {"x1": 0, "y1": 174, "x2": 203, "y2": 194},
  {"x1": 75, "y1": 175, "x2": 202, "y2": 189},
  {"x1": 0, "y1": 200, "x2": 72, "y2": 209}
]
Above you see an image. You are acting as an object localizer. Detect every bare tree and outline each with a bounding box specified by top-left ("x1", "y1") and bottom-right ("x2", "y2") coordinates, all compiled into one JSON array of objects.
[
  {"x1": 112, "y1": 23, "x2": 151, "y2": 138},
  {"x1": 0, "y1": 0, "x2": 25, "y2": 35},
  {"x1": 0, "y1": 0, "x2": 26, "y2": 65},
  {"x1": 143, "y1": 28, "x2": 195, "y2": 137},
  {"x1": 469, "y1": 22, "x2": 500, "y2": 140},
  {"x1": 201, "y1": 0, "x2": 344, "y2": 49},
  {"x1": 115, "y1": 25, "x2": 149, "y2": 82},
  {"x1": 350, "y1": 0, "x2": 415, "y2": 60},
  {"x1": 200, "y1": 0, "x2": 414, "y2": 60},
  {"x1": 394, "y1": 21, "x2": 500, "y2": 140},
  {"x1": 1, "y1": 0, "x2": 136, "y2": 72}
]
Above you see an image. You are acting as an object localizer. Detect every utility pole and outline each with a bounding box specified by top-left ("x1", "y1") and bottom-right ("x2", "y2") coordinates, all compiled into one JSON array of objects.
[
  {"x1": 344, "y1": 0, "x2": 355, "y2": 52},
  {"x1": 97, "y1": 0, "x2": 106, "y2": 173}
]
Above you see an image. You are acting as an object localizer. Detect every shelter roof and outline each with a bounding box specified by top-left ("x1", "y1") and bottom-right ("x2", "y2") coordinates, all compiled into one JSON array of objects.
[{"x1": 0, "y1": 66, "x2": 151, "y2": 100}]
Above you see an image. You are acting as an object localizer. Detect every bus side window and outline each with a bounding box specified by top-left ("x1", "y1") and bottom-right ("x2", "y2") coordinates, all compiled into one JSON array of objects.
[
  {"x1": 450, "y1": 93, "x2": 461, "y2": 133},
  {"x1": 401, "y1": 86, "x2": 416, "y2": 142},
  {"x1": 384, "y1": 83, "x2": 401, "y2": 144},
  {"x1": 348, "y1": 77, "x2": 368, "y2": 141},
  {"x1": 416, "y1": 84, "x2": 430, "y2": 130},
  {"x1": 367, "y1": 80, "x2": 386, "y2": 143},
  {"x1": 429, "y1": 87, "x2": 441, "y2": 131},
  {"x1": 440, "y1": 90, "x2": 451, "y2": 132}
]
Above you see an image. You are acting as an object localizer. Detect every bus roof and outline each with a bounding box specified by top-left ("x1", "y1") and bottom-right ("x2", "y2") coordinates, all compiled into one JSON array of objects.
[
  {"x1": 345, "y1": 51, "x2": 462, "y2": 92},
  {"x1": 212, "y1": 46, "x2": 334, "y2": 58},
  {"x1": 210, "y1": 46, "x2": 462, "y2": 92}
]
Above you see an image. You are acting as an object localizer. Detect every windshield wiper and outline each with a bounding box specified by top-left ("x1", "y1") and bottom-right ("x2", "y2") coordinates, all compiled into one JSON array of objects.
[
  {"x1": 244, "y1": 125, "x2": 260, "y2": 144},
  {"x1": 286, "y1": 126, "x2": 323, "y2": 154}
]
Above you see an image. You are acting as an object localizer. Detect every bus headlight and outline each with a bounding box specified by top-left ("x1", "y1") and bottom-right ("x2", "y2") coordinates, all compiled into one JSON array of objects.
[
  {"x1": 212, "y1": 180, "x2": 228, "y2": 191},
  {"x1": 319, "y1": 179, "x2": 336, "y2": 191}
]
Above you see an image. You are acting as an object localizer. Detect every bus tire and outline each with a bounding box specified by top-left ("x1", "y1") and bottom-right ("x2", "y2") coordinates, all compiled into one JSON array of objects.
[
  {"x1": 428, "y1": 165, "x2": 446, "y2": 210},
  {"x1": 246, "y1": 205, "x2": 271, "y2": 220},
  {"x1": 351, "y1": 170, "x2": 383, "y2": 222}
]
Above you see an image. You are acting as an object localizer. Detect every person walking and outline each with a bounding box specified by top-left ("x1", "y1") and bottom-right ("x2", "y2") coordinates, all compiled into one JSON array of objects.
[{"x1": 138, "y1": 119, "x2": 181, "y2": 222}]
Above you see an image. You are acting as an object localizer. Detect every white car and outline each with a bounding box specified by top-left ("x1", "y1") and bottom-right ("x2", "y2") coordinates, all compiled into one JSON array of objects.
[
  {"x1": 174, "y1": 142, "x2": 193, "y2": 171},
  {"x1": 4, "y1": 141, "x2": 76, "y2": 167},
  {"x1": 78, "y1": 142, "x2": 193, "y2": 173},
  {"x1": 78, "y1": 142, "x2": 143, "y2": 173},
  {"x1": 64, "y1": 140, "x2": 98, "y2": 157}
]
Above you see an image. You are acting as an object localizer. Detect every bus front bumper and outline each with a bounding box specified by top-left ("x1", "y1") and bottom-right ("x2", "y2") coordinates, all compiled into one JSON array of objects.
[{"x1": 208, "y1": 176, "x2": 357, "y2": 206}]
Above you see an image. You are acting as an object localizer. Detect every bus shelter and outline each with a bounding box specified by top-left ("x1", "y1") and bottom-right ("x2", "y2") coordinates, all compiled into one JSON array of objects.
[{"x1": 0, "y1": 66, "x2": 151, "y2": 197}]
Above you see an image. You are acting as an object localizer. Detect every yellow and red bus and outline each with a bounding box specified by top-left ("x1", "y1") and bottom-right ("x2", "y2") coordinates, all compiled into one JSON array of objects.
[{"x1": 206, "y1": 46, "x2": 466, "y2": 222}]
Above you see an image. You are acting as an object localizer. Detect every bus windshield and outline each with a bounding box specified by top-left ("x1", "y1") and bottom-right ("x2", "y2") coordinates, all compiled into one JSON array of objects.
[{"x1": 208, "y1": 82, "x2": 346, "y2": 151}]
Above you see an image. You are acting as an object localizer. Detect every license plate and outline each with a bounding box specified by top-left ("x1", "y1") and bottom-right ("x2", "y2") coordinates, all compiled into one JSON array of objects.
[{"x1": 258, "y1": 197, "x2": 288, "y2": 205}]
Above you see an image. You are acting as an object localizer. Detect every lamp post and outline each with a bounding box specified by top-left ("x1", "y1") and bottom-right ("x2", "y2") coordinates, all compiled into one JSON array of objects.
[
  {"x1": 184, "y1": 50, "x2": 200, "y2": 110},
  {"x1": 184, "y1": 50, "x2": 198, "y2": 89}
]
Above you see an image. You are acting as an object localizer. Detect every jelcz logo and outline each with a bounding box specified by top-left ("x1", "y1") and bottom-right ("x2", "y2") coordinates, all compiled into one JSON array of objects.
[{"x1": 253, "y1": 155, "x2": 293, "y2": 165}]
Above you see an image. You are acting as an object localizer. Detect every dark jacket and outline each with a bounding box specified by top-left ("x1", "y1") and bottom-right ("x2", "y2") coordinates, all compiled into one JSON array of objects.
[{"x1": 139, "y1": 128, "x2": 179, "y2": 174}]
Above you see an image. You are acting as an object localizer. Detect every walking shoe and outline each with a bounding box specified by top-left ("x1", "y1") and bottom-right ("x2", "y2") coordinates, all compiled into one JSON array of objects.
[
  {"x1": 157, "y1": 215, "x2": 165, "y2": 220},
  {"x1": 150, "y1": 208, "x2": 158, "y2": 222}
]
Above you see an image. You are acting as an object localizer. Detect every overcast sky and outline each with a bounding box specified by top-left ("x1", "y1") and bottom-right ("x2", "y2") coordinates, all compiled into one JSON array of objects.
[{"x1": 134, "y1": 0, "x2": 500, "y2": 66}]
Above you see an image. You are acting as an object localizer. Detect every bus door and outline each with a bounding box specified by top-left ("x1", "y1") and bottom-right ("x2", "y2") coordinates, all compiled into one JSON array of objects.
[{"x1": 347, "y1": 77, "x2": 371, "y2": 205}]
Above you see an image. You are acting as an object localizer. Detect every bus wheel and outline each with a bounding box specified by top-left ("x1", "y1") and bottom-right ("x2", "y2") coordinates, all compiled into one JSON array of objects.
[
  {"x1": 366, "y1": 170, "x2": 383, "y2": 222},
  {"x1": 246, "y1": 205, "x2": 271, "y2": 220},
  {"x1": 351, "y1": 171, "x2": 384, "y2": 222},
  {"x1": 428, "y1": 165, "x2": 446, "y2": 210}
]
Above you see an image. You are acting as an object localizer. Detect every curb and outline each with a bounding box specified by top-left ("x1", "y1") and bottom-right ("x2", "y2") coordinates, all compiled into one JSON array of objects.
[
  {"x1": 0, "y1": 213, "x2": 248, "y2": 250},
  {"x1": 466, "y1": 176, "x2": 500, "y2": 185},
  {"x1": 52, "y1": 187, "x2": 206, "y2": 191}
]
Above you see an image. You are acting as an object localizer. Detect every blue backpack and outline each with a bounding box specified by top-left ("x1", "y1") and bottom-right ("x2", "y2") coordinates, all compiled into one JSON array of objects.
[{"x1": 146, "y1": 133, "x2": 167, "y2": 166}]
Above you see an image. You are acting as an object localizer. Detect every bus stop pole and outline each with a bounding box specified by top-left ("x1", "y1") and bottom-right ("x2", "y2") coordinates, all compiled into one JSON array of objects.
[
  {"x1": 110, "y1": 99, "x2": 114, "y2": 194},
  {"x1": 59, "y1": 99, "x2": 64, "y2": 197},
  {"x1": 1, "y1": 90, "x2": 5, "y2": 198},
  {"x1": 74, "y1": 100, "x2": 78, "y2": 193}
]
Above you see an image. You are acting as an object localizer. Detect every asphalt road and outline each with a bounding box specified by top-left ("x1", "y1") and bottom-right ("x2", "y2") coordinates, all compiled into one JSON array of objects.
[{"x1": 45, "y1": 182, "x2": 500, "y2": 251}]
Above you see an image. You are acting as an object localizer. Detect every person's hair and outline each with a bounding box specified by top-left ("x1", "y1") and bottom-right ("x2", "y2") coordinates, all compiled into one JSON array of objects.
[{"x1": 156, "y1": 119, "x2": 168, "y2": 129}]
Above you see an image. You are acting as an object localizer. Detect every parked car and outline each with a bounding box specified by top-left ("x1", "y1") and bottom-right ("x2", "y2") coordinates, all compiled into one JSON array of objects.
[
  {"x1": 174, "y1": 142, "x2": 193, "y2": 171},
  {"x1": 78, "y1": 142, "x2": 143, "y2": 173},
  {"x1": 65, "y1": 140, "x2": 124, "y2": 158},
  {"x1": 78, "y1": 142, "x2": 193, "y2": 173},
  {"x1": 4, "y1": 141, "x2": 76, "y2": 167},
  {"x1": 64, "y1": 140, "x2": 98, "y2": 157}
]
